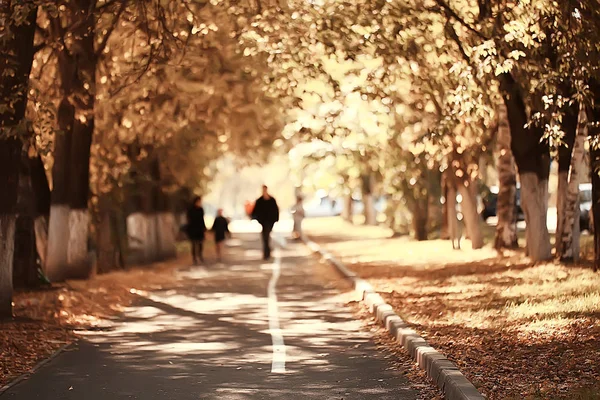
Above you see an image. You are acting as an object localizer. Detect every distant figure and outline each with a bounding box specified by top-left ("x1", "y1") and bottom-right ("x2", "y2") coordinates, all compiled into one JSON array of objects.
[
  {"x1": 211, "y1": 209, "x2": 230, "y2": 262},
  {"x1": 251, "y1": 185, "x2": 279, "y2": 260},
  {"x1": 187, "y1": 196, "x2": 206, "y2": 265},
  {"x1": 291, "y1": 195, "x2": 305, "y2": 240}
]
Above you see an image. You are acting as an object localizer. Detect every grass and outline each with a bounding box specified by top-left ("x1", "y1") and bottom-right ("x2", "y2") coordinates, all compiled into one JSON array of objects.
[{"x1": 304, "y1": 217, "x2": 600, "y2": 400}]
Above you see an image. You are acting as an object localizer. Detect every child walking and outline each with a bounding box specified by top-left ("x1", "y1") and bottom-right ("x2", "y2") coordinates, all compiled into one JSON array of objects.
[{"x1": 211, "y1": 209, "x2": 230, "y2": 262}]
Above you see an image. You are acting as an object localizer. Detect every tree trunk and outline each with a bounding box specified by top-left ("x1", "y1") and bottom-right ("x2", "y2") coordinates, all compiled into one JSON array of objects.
[
  {"x1": 0, "y1": 214, "x2": 17, "y2": 318},
  {"x1": 0, "y1": 140, "x2": 21, "y2": 318},
  {"x1": 65, "y1": 3, "x2": 96, "y2": 277},
  {"x1": 501, "y1": 73, "x2": 552, "y2": 261},
  {"x1": 47, "y1": 1, "x2": 97, "y2": 281},
  {"x1": 127, "y1": 212, "x2": 160, "y2": 265},
  {"x1": 555, "y1": 103, "x2": 578, "y2": 257},
  {"x1": 520, "y1": 173, "x2": 552, "y2": 260},
  {"x1": 0, "y1": 1, "x2": 38, "y2": 315},
  {"x1": 13, "y1": 151, "x2": 39, "y2": 288},
  {"x1": 66, "y1": 118, "x2": 94, "y2": 279},
  {"x1": 361, "y1": 173, "x2": 377, "y2": 225},
  {"x1": 156, "y1": 213, "x2": 177, "y2": 260},
  {"x1": 556, "y1": 171, "x2": 568, "y2": 253},
  {"x1": 445, "y1": 173, "x2": 461, "y2": 250},
  {"x1": 560, "y1": 105, "x2": 587, "y2": 262},
  {"x1": 412, "y1": 199, "x2": 428, "y2": 241},
  {"x1": 494, "y1": 102, "x2": 518, "y2": 249},
  {"x1": 342, "y1": 194, "x2": 353, "y2": 223},
  {"x1": 457, "y1": 180, "x2": 484, "y2": 249},
  {"x1": 591, "y1": 144, "x2": 600, "y2": 272},
  {"x1": 440, "y1": 197, "x2": 450, "y2": 240},
  {"x1": 96, "y1": 195, "x2": 123, "y2": 273},
  {"x1": 590, "y1": 79, "x2": 600, "y2": 272},
  {"x1": 30, "y1": 154, "x2": 50, "y2": 270},
  {"x1": 46, "y1": 98, "x2": 74, "y2": 282}
]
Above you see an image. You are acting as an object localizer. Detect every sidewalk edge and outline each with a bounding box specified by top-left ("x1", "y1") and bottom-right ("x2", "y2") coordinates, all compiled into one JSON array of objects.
[
  {"x1": 303, "y1": 235, "x2": 485, "y2": 400},
  {"x1": 0, "y1": 341, "x2": 75, "y2": 396}
]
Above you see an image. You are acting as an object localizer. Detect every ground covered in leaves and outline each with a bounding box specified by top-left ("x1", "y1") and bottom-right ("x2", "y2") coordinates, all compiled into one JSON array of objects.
[
  {"x1": 0, "y1": 256, "x2": 187, "y2": 387},
  {"x1": 304, "y1": 217, "x2": 600, "y2": 400}
]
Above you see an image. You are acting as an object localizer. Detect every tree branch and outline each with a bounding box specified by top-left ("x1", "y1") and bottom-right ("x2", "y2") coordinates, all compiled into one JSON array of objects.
[
  {"x1": 95, "y1": 1, "x2": 125, "y2": 57},
  {"x1": 433, "y1": 0, "x2": 489, "y2": 41}
]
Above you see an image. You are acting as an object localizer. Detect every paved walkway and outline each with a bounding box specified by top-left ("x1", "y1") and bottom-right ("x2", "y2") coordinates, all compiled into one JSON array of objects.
[{"x1": 2, "y1": 223, "x2": 424, "y2": 399}]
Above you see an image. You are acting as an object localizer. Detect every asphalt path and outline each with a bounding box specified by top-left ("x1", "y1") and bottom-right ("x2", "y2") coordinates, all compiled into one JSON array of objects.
[{"x1": 2, "y1": 222, "x2": 424, "y2": 400}]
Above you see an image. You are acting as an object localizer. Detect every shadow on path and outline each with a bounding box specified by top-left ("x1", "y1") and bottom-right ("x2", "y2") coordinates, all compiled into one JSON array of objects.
[{"x1": 2, "y1": 229, "x2": 422, "y2": 400}]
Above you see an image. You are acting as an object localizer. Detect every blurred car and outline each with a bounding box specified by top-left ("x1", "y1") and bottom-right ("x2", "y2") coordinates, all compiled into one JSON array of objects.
[
  {"x1": 303, "y1": 195, "x2": 344, "y2": 218},
  {"x1": 481, "y1": 185, "x2": 524, "y2": 222}
]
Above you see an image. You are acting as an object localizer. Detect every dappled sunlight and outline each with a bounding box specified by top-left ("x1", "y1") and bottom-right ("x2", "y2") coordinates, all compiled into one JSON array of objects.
[
  {"x1": 29, "y1": 233, "x2": 424, "y2": 400},
  {"x1": 306, "y1": 218, "x2": 600, "y2": 399}
]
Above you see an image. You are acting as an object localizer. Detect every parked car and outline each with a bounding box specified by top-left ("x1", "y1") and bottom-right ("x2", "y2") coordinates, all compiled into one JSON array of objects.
[
  {"x1": 481, "y1": 185, "x2": 524, "y2": 222},
  {"x1": 303, "y1": 195, "x2": 344, "y2": 218}
]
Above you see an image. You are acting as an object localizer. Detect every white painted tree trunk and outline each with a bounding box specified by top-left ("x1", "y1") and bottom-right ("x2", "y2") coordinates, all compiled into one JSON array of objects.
[
  {"x1": 342, "y1": 195, "x2": 353, "y2": 223},
  {"x1": 494, "y1": 103, "x2": 518, "y2": 249},
  {"x1": 458, "y1": 181, "x2": 484, "y2": 249},
  {"x1": 146, "y1": 214, "x2": 159, "y2": 262},
  {"x1": 67, "y1": 209, "x2": 90, "y2": 278},
  {"x1": 0, "y1": 215, "x2": 16, "y2": 318},
  {"x1": 363, "y1": 194, "x2": 376, "y2": 225},
  {"x1": 45, "y1": 205, "x2": 70, "y2": 282},
  {"x1": 127, "y1": 212, "x2": 148, "y2": 264},
  {"x1": 156, "y1": 213, "x2": 177, "y2": 260},
  {"x1": 560, "y1": 105, "x2": 588, "y2": 261},
  {"x1": 520, "y1": 173, "x2": 552, "y2": 261},
  {"x1": 127, "y1": 213, "x2": 161, "y2": 264}
]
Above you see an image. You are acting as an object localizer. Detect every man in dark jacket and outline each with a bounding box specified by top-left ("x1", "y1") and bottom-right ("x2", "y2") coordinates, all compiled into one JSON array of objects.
[
  {"x1": 186, "y1": 196, "x2": 206, "y2": 265},
  {"x1": 251, "y1": 185, "x2": 279, "y2": 260}
]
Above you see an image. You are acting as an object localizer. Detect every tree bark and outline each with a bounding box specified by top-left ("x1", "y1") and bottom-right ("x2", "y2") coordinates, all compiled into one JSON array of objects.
[
  {"x1": 560, "y1": 104, "x2": 587, "y2": 262},
  {"x1": 342, "y1": 194, "x2": 353, "y2": 223},
  {"x1": 494, "y1": 102, "x2": 518, "y2": 249},
  {"x1": 458, "y1": 179, "x2": 484, "y2": 249},
  {"x1": 501, "y1": 73, "x2": 552, "y2": 261},
  {"x1": 445, "y1": 180, "x2": 461, "y2": 250},
  {"x1": 31, "y1": 154, "x2": 50, "y2": 270},
  {"x1": 555, "y1": 103, "x2": 578, "y2": 257},
  {"x1": 0, "y1": 140, "x2": 20, "y2": 318},
  {"x1": 0, "y1": 1, "x2": 38, "y2": 315},
  {"x1": 67, "y1": 118, "x2": 94, "y2": 278},
  {"x1": 13, "y1": 151, "x2": 39, "y2": 288},
  {"x1": 46, "y1": 98, "x2": 74, "y2": 282},
  {"x1": 591, "y1": 144, "x2": 600, "y2": 272},
  {"x1": 47, "y1": 1, "x2": 98, "y2": 280},
  {"x1": 361, "y1": 173, "x2": 377, "y2": 225},
  {"x1": 591, "y1": 80, "x2": 600, "y2": 272},
  {"x1": 412, "y1": 199, "x2": 428, "y2": 241}
]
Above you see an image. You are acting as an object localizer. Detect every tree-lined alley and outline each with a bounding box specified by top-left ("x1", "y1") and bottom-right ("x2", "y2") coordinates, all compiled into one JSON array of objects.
[{"x1": 1, "y1": 0, "x2": 600, "y2": 354}]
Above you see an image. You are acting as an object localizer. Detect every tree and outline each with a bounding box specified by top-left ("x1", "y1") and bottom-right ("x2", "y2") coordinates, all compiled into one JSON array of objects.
[
  {"x1": 0, "y1": 0, "x2": 38, "y2": 317},
  {"x1": 494, "y1": 102, "x2": 518, "y2": 249}
]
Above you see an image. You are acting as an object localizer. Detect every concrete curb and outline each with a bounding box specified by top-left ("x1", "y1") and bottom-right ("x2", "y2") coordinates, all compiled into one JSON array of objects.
[
  {"x1": 303, "y1": 235, "x2": 485, "y2": 400},
  {"x1": 0, "y1": 341, "x2": 75, "y2": 396}
]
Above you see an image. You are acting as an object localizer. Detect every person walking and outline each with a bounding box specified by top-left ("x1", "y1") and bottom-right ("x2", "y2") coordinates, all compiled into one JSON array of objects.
[
  {"x1": 251, "y1": 185, "x2": 279, "y2": 260},
  {"x1": 211, "y1": 208, "x2": 230, "y2": 262},
  {"x1": 187, "y1": 196, "x2": 206, "y2": 265}
]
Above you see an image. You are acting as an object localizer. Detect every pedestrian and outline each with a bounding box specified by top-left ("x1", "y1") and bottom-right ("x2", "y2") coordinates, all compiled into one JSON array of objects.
[
  {"x1": 251, "y1": 185, "x2": 279, "y2": 260},
  {"x1": 211, "y1": 208, "x2": 230, "y2": 262},
  {"x1": 186, "y1": 196, "x2": 206, "y2": 265},
  {"x1": 291, "y1": 195, "x2": 305, "y2": 240}
]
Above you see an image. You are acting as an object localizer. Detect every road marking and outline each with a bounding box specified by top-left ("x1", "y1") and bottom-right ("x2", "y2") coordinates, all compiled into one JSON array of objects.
[{"x1": 268, "y1": 233, "x2": 286, "y2": 373}]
